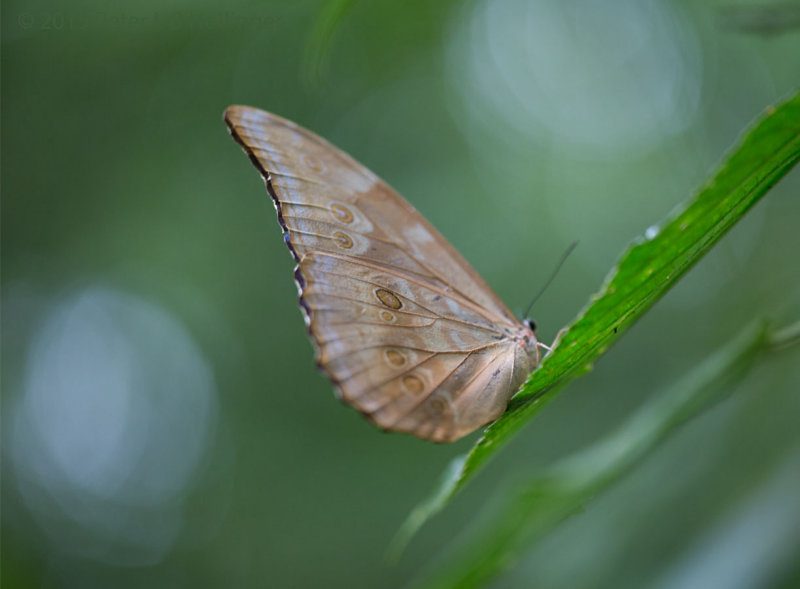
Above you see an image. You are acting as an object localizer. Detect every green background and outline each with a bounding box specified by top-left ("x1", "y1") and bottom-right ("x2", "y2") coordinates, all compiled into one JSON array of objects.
[{"x1": 2, "y1": 0, "x2": 799, "y2": 587}]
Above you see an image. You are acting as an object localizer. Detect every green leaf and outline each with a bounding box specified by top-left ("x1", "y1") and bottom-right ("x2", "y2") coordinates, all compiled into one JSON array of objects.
[
  {"x1": 416, "y1": 319, "x2": 799, "y2": 588},
  {"x1": 395, "y1": 90, "x2": 800, "y2": 549}
]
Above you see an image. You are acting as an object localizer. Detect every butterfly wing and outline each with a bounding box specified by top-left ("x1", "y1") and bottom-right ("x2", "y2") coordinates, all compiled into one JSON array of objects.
[{"x1": 225, "y1": 105, "x2": 539, "y2": 442}]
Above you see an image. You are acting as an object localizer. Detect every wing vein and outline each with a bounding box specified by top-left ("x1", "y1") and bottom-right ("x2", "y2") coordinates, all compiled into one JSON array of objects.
[
  {"x1": 375, "y1": 352, "x2": 476, "y2": 425},
  {"x1": 283, "y1": 214, "x2": 428, "y2": 250},
  {"x1": 320, "y1": 341, "x2": 505, "y2": 363},
  {"x1": 302, "y1": 254, "x2": 507, "y2": 333}
]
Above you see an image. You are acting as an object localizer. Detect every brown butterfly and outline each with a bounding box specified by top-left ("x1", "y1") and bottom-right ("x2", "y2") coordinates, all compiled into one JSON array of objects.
[{"x1": 224, "y1": 105, "x2": 544, "y2": 442}]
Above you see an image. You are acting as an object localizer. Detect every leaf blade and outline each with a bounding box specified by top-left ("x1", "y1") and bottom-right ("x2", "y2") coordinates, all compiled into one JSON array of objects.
[
  {"x1": 398, "y1": 90, "x2": 800, "y2": 545},
  {"x1": 419, "y1": 319, "x2": 799, "y2": 588}
]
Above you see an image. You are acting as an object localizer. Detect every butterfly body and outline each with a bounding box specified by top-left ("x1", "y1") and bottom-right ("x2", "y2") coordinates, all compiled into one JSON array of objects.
[{"x1": 225, "y1": 105, "x2": 540, "y2": 442}]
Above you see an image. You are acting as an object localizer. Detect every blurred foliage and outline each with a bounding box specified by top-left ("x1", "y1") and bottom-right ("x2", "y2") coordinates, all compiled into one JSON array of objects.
[
  {"x1": 303, "y1": 0, "x2": 360, "y2": 87},
  {"x1": 2, "y1": 0, "x2": 799, "y2": 588}
]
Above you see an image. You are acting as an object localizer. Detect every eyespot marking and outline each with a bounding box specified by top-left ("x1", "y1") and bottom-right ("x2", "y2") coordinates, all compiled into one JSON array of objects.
[
  {"x1": 384, "y1": 349, "x2": 405, "y2": 366},
  {"x1": 429, "y1": 397, "x2": 448, "y2": 413},
  {"x1": 301, "y1": 154, "x2": 325, "y2": 174},
  {"x1": 403, "y1": 375, "x2": 425, "y2": 395},
  {"x1": 375, "y1": 288, "x2": 402, "y2": 310},
  {"x1": 332, "y1": 231, "x2": 353, "y2": 249},
  {"x1": 379, "y1": 310, "x2": 396, "y2": 323},
  {"x1": 329, "y1": 203, "x2": 354, "y2": 224}
]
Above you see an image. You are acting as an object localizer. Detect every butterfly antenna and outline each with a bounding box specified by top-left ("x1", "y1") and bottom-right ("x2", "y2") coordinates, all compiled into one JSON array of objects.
[{"x1": 523, "y1": 241, "x2": 578, "y2": 319}]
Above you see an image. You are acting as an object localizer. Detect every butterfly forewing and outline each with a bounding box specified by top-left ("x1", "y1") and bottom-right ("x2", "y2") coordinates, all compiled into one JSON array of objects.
[{"x1": 224, "y1": 105, "x2": 539, "y2": 442}]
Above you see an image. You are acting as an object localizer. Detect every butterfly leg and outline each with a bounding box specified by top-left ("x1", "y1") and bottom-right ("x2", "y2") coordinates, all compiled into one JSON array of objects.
[{"x1": 538, "y1": 327, "x2": 568, "y2": 358}]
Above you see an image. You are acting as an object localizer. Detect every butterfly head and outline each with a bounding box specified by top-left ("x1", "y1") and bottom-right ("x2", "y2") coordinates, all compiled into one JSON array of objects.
[{"x1": 516, "y1": 317, "x2": 541, "y2": 366}]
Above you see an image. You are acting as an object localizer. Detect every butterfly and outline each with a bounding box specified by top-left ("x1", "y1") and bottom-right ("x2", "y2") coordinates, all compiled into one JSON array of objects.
[{"x1": 224, "y1": 105, "x2": 544, "y2": 442}]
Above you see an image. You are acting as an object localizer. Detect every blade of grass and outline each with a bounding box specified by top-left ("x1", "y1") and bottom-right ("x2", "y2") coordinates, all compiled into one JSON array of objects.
[
  {"x1": 416, "y1": 319, "x2": 799, "y2": 588},
  {"x1": 394, "y1": 91, "x2": 800, "y2": 552}
]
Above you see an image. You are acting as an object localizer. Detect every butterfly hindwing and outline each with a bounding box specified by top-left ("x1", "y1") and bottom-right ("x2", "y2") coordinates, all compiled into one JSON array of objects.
[{"x1": 297, "y1": 251, "x2": 534, "y2": 441}]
